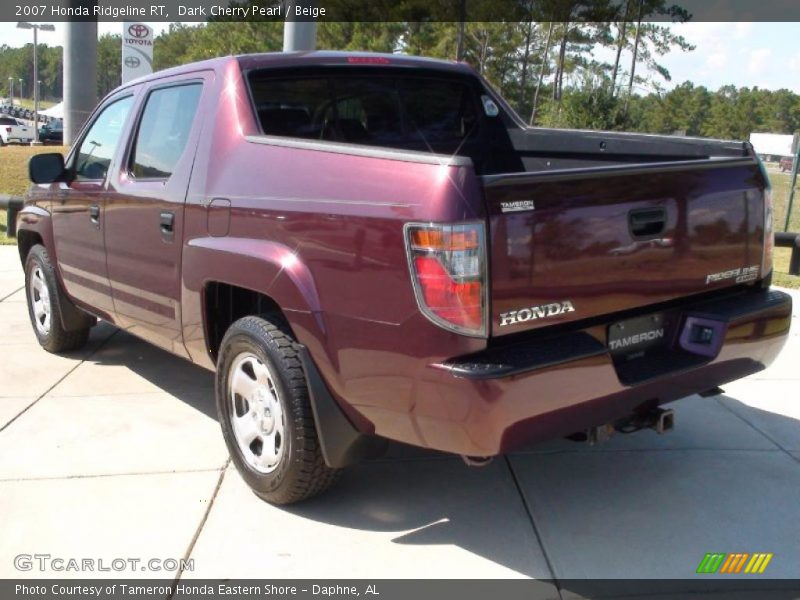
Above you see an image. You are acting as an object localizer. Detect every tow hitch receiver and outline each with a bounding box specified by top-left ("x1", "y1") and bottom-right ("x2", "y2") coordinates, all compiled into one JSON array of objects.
[
  {"x1": 571, "y1": 407, "x2": 676, "y2": 445},
  {"x1": 616, "y1": 407, "x2": 675, "y2": 435},
  {"x1": 651, "y1": 408, "x2": 675, "y2": 434}
]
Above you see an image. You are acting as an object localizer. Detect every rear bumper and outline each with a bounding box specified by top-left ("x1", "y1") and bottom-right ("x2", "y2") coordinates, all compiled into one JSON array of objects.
[{"x1": 408, "y1": 288, "x2": 792, "y2": 456}]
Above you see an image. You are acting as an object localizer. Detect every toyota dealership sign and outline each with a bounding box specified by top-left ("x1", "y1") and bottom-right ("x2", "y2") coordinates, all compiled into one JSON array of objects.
[{"x1": 122, "y1": 22, "x2": 153, "y2": 83}]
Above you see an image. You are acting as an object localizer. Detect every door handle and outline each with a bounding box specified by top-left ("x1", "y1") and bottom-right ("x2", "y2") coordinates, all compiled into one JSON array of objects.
[
  {"x1": 159, "y1": 211, "x2": 175, "y2": 238},
  {"x1": 89, "y1": 204, "x2": 100, "y2": 225},
  {"x1": 629, "y1": 207, "x2": 666, "y2": 239}
]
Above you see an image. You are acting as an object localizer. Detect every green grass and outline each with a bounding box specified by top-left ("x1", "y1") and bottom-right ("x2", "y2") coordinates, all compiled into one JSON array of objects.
[
  {"x1": 0, "y1": 148, "x2": 798, "y2": 287},
  {"x1": 0, "y1": 211, "x2": 10, "y2": 245},
  {"x1": 771, "y1": 170, "x2": 800, "y2": 234},
  {"x1": 770, "y1": 170, "x2": 800, "y2": 288},
  {"x1": 0, "y1": 145, "x2": 66, "y2": 244},
  {"x1": 773, "y1": 248, "x2": 798, "y2": 289}
]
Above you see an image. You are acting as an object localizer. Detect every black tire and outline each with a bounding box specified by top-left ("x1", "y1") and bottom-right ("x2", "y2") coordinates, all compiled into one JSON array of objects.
[
  {"x1": 216, "y1": 315, "x2": 339, "y2": 505},
  {"x1": 24, "y1": 245, "x2": 90, "y2": 353}
]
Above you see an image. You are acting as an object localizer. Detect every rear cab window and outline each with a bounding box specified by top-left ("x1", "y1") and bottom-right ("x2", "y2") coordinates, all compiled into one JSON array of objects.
[{"x1": 246, "y1": 68, "x2": 480, "y2": 156}]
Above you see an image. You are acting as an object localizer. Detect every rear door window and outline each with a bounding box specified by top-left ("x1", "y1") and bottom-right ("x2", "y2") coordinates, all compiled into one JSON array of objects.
[{"x1": 130, "y1": 83, "x2": 203, "y2": 179}]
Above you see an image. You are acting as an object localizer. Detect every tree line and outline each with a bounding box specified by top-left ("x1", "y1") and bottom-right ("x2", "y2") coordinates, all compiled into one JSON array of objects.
[{"x1": 1, "y1": 8, "x2": 799, "y2": 140}]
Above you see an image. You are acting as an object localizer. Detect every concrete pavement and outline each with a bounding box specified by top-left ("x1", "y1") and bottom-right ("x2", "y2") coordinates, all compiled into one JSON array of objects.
[{"x1": 0, "y1": 245, "x2": 799, "y2": 595}]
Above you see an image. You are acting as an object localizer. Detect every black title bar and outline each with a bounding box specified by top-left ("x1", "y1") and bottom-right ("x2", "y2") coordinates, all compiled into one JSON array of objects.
[{"x1": 4, "y1": 0, "x2": 800, "y2": 23}]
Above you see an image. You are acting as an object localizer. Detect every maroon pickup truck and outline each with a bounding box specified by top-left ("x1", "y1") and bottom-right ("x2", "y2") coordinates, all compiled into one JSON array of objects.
[{"x1": 17, "y1": 52, "x2": 792, "y2": 504}]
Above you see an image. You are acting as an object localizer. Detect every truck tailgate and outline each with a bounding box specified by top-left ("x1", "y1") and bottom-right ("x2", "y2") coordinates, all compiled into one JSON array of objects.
[{"x1": 484, "y1": 157, "x2": 769, "y2": 337}]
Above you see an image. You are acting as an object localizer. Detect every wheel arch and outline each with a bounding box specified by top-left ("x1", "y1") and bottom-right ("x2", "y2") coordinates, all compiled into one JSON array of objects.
[
  {"x1": 15, "y1": 205, "x2": 54, "y2": 266},
  {"x1": 17, "y1": 229, "x2": 43, "y2": 265},
  {"x1": 202, "y1": 281, "x2": 293, "y2": 364},
  {"x1": 182, "y1": 236, "x2": 326, "y2": 364},
  {"x1": 182, "y1": 238, "x2": 385, "y2": 468}
]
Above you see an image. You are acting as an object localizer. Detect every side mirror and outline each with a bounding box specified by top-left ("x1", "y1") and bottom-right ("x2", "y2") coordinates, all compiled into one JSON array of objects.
[{"x1": 29, "y1": 153, "x2": 68, "y2": 184}]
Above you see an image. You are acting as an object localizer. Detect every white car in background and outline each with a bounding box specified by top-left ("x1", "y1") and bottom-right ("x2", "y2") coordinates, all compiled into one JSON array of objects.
[{"x1": 0, "y1": 115, "x2": 34, "y2": 145}]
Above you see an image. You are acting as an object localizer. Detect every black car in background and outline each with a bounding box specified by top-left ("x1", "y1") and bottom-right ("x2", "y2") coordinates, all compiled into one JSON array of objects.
[{"x1": 38, "y1": 119, "x2": 63, "y2": 144}]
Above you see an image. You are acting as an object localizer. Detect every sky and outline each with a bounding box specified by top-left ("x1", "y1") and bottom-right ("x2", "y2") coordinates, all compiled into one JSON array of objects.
[
  {"x1": 626, "y1": 22, "x2": 800, "y2": 94},
  {"x1": 1, "y1": 20, "x2": 799, "y2": 94}
]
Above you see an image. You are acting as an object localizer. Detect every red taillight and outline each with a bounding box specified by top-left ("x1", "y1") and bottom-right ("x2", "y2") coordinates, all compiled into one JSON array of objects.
[
  {"x1": 5, "y1": 127, "x2": 10, "y2": 134},
  {"x1": 405, "y1": 222, "x2": 487, "y2": 337},
  {"x1": 413, "y1": 256, "x2": 483, "y2": 329}
]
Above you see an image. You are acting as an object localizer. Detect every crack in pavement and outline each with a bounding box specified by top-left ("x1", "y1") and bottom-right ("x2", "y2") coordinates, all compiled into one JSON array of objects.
[{"x1": 0, "y1": 328, "x2": 119, "y2": 435}]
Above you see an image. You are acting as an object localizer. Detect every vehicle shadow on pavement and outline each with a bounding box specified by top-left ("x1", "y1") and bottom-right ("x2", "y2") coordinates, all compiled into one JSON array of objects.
[
  {"x1": 277, "y1": 398, "x2": 800, "y2": 581},
  {"x1": 283, "y1": 455, "x2": 552, "y2": 578},
  {"x1": 84, "y1": 328, "x2": 217, "y2": 419},
  {"x1": 82, "y1": 328, "x2": 800, "y2": 580}
]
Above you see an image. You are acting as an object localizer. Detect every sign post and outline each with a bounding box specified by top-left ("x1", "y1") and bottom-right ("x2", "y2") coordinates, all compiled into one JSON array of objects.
[{"x1": 122, "y1": 22, "x2": 153, "y2": 84}]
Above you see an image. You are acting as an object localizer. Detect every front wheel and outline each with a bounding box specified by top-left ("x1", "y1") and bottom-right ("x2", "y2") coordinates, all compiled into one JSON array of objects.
[
  {"x1": 25, "y1": 245, "x2": 90, "y2": 353},
  {"x1": 215, "y1": 315, "x2": 339, "y2": 505}
]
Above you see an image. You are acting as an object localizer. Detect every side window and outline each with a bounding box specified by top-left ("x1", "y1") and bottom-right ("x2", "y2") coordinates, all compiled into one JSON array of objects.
[
  {"x1": 131, "y1": 83, "x2": 202, "y2": 179},
  {"x1": 74, "y1": 96, "x2": 134, "y2": 181}
]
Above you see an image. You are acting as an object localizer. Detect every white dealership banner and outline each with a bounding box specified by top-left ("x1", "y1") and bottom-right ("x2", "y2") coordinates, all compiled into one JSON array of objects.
[{"x1": 122, "y1": 22, "x2": 154, "y2": 84}]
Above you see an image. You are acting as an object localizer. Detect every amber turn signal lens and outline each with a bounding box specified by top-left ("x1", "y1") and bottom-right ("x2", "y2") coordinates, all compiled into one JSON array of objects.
[
  {"x1": 409, "y1": 228, "x2": 479, "y2": 252},
  {"x1": 405, "y1": 222, "x2": 487, "y2": 337}
]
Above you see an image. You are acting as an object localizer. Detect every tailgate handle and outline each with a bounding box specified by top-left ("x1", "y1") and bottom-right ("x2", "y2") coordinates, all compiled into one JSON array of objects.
[{"x1": 629, "y1": 207, "x2": 666, "y2": 238}]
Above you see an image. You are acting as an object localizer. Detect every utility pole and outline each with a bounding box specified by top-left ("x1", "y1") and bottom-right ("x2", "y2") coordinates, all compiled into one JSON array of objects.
[
  {"x1": 283, "y1": 0, "x2": 317, "y2": 52},
  {"x1": 7, "y1": 77, "x2": 12, "y2": 105},
  {"x1": 64, "y1": 0, "x2": 98, "y2": 146},
  {"x1": 17, "y1": 22, "x2": 54, "y2": 144},
  {"x1": 455, "y1": 0, "x2": 466, "y2": 61}
]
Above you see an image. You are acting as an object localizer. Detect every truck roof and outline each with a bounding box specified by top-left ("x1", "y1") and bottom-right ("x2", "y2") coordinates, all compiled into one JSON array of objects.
[
  {"x1": 116, "y1": 51, "x2": 474, "y2": 91},
  {"x1": 237, "y1": 51, "x2": 474, "y2": 74}
]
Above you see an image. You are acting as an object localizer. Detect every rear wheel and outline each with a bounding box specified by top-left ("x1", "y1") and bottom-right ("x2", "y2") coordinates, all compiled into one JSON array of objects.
[
  {"x1": 216, "y1": 315, "x2": 339, "y2": 505},
  {"x1": 24, "y1": 245, "x2": 90, "y2": 353}
]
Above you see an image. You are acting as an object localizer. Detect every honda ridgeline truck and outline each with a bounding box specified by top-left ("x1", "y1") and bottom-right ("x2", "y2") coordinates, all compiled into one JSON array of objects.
[{"x1": 17, "y1": 52, "x2": 792, "y2": 504}]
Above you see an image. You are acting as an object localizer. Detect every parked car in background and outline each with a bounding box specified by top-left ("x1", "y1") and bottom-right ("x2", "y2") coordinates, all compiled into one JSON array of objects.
[
  {"x1": 39, "y1": 119, "x2": 63, "y2": 144},
  {"x1": 0, "y1": 115, "x2": 33, "y2": 145},
  {"x1": 780, "y1": 157, "x2": 795, "y2": 172},
  {"x1": 17, "y1": 52, "x2": 792, "y2": 505}
]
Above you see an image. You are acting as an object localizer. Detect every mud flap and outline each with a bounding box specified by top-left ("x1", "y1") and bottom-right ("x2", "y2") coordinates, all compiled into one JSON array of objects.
[
  {"x1": 297, "y1": 345, "x2": 387, "y2": 468},
  {"x1": 53, "y1": 275, "x2": 96, "y2": 332}
]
